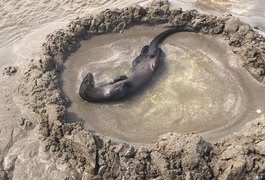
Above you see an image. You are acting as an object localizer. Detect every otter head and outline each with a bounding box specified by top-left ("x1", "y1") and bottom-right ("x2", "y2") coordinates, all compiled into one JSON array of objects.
[
  {"x1": 79, "y1": 73, "x2": 95, "y2": 100},
  {"x1": 81, "y1": 73, "x2": 95, "y2": 89}
]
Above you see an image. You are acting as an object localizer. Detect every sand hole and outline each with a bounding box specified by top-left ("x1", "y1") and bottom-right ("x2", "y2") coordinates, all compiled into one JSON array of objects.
[{"x1": 61, "y1": 26, "x2": 265, "y2": 143}]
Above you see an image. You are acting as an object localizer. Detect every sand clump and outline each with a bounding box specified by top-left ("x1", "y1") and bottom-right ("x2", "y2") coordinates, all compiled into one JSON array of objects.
[
  {"x1": 11, "y1": 0, "x2": 265, "y2": 179},
  {"x1": 2, "y1": 66, "x2": 17, "y2": 76}
]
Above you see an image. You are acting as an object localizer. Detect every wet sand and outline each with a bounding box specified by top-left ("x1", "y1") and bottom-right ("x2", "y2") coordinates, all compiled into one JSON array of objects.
[
  {"x1": 61, "y1": 25, "x2": 265, "y2": 143},
  {"x1": 0, "y1": 0, "x2": 265, "y2": 179}
]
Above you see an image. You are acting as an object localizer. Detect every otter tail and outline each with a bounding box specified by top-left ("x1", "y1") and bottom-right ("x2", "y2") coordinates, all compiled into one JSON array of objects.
[{"x1": 147, "y1": 26, "x2": 195, "y2": 56}]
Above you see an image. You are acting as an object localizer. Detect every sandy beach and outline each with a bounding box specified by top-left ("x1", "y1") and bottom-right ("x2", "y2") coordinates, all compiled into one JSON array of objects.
[{"x1": 1, "y1": 0, "x2": 265, "y2": 179}]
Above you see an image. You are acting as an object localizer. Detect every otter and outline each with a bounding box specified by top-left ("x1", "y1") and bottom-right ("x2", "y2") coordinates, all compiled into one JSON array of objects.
[{"x1": 79, "y1": 26, "x2": 195, "y2": 102}]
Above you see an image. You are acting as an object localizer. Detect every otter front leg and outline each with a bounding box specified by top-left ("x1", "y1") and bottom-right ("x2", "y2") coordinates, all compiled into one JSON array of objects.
[
  {"x1": 111, "y1": 75, "x2": 128, "y2": 84},
  {"x1": 111, "y1": 81, "x2": 134, "y2": 99}
]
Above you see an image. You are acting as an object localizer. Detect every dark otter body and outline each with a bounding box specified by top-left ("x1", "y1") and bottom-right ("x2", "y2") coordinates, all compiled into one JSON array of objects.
[{"x1": 79, "y1": 26, "x2": 195, "y2": 102}]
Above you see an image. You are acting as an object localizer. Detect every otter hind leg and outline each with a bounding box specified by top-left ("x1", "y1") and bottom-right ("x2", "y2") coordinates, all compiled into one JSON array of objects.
[
  {"x1": 153, "y1": 48, "x2": 163, "y2": 68},
  {"x1": 111, "y1": 75, "x2": 128, "y2": 84},
  {"x1": 157, "y1": 47, "x2": 162, "y2": 56},
  {"x1": 132, "y1": 45, "x2": 149, "y2": 68},
  {"x1": 141, "y1": 45, "x2": 149, "y2": 54}
]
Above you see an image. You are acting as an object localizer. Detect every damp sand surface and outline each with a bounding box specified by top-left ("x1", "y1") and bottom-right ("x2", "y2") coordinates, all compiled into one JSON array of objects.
[
  {"x1": 193, "y1": 0, "x2": 265, "y2": 31},
  {"x1": 61, "y1": 25, "x2": 265, "y2": 143},
  {"x1": 194, "y1": 0, "x2": 265, "y2": 16}
]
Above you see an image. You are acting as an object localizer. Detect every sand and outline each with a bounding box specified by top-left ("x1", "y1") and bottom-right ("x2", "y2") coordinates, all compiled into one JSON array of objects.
[{"x1": 1, "y1": 0, "x2": 265, "y2": 179}]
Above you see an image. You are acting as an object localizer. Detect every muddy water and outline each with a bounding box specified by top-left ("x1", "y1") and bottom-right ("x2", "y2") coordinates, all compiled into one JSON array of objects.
[{"x1": 61, "y1": 26, "x2": 265, "y2": 143}]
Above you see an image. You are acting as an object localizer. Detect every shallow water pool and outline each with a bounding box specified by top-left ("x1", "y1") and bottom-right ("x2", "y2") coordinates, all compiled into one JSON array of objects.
[{"x1": 61, "y1": 26, "x2": 265, "y2": 143}]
